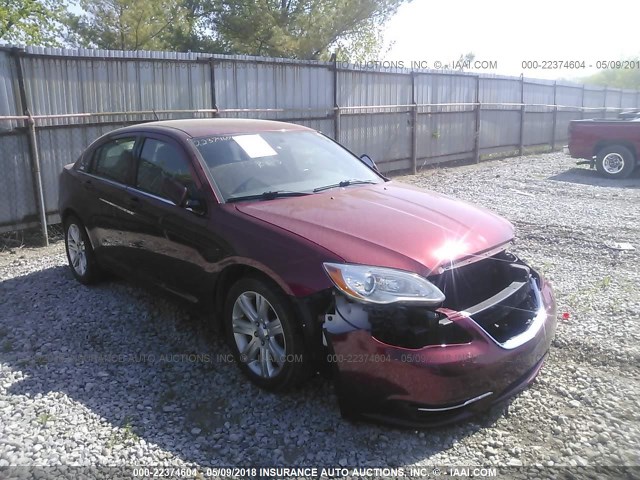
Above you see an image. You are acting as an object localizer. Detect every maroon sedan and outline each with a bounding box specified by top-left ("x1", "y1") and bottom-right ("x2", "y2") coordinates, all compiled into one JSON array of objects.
[{"x1": 58, "y1": 119, "x2": 556, "y2": 427}]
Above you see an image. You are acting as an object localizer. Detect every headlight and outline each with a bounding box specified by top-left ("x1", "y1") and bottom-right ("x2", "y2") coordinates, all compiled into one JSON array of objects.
[{"x1": 323, "y1": 263, "x2": 445, "y2": 305}]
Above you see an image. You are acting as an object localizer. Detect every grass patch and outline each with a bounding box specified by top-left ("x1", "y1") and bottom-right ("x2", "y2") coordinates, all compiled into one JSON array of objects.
[
  {"x1": 35, "y1": 355, "x2": 48, "y2": 366},
  {"x1": 37, "y1": 413, "x2": 55, "y2": 425},
  {"x1": 598, "y1": 276, "x2": 612, "y2": 289},
  {"x1": 107, "y1": 416, "x2": 140, "y2": 447}
]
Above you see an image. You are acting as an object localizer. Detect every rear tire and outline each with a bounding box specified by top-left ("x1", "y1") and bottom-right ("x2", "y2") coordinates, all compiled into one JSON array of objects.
[
  {"x1": 224, "y1": 277, "x2": 308, "y2": 391},
  {"x1": 596, "y1": 145, "x2": 635, "y2": 179},
  {"x1": 64, "y1": 216, "x2": 101, "y2": 285}
]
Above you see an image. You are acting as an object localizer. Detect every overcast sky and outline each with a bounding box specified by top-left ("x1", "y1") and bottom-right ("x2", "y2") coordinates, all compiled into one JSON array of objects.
[{"x1": 382, "y1": 0, "x2": 640, "y2": 80}]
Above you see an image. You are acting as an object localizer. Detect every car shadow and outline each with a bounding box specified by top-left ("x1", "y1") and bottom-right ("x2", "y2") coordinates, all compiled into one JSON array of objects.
[
  {"x1": 549, "y1": 166, "x2": 640, "y2": 188},
  {"x1": 0, "y1": 265, "x2": 506, "y2": 467}
]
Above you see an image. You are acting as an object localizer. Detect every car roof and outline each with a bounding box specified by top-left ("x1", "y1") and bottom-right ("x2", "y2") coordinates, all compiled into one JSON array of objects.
[{"x1": 112, "y1": 118, "x2": 313, "y2": 138}]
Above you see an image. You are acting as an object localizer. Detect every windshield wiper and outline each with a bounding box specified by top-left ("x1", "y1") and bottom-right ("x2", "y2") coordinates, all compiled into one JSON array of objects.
[
  {"x1": 226, "y1": 190, "x2": 311, "y2": 203},
  {"x1": 313, "y1": 179, "x2": 377, "y2": 193}
]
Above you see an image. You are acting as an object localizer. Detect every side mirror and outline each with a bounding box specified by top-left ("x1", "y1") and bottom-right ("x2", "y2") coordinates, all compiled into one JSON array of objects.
[
  {"x1": 184, "y1": 198, "x2": 206, "y2": 214},
  {"x1": 162, "y1": 177, "x2": 188, "y2": 206},
  {"x1": 360, "y1": 154, "x2": 379, "y2": 172}
]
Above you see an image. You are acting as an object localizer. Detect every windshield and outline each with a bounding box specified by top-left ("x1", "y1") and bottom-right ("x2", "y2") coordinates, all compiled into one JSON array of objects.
[{"x1": 191, "y1": 131, "x2": 383, "y2": 201}]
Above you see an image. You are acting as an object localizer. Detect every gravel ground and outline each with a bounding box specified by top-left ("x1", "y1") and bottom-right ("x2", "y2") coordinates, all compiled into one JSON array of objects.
[{"x1": 0, "y1": 153, "x2": 639, "y2": 477}]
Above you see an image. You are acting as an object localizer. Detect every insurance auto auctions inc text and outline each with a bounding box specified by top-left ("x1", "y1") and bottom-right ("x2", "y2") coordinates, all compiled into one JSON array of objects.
[
  {"x1": 241, "y1": 466, "x2": 498, "y2": 478},
  {"x1": 337, "y1": 60, "x2": 499, "y2": 70}
]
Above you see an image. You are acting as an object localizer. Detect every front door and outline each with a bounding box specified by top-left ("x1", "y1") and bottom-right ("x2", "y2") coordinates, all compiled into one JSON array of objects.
[{"x1": 124, "y1": 134, "x2": 223, "y2": 300}]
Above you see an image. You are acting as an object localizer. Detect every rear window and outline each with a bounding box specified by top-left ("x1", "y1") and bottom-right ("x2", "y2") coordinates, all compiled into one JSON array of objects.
[{"x1": 91, "y1": 137, "x2": 136, "y2": 184}]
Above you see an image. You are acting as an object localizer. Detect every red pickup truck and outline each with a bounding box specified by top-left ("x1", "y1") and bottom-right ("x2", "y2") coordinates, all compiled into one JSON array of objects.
[{"x1": 566, "y1": 117, "x2": 640, "y2": 179}]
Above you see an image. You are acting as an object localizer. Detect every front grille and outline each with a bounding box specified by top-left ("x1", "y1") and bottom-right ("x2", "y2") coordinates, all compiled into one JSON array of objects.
[
  {"x1": 429, "y1": 251, "x2": 519, "y2": 311},
  {"x1": 469, "y1": 280, "x2": 538, "y2": 343},
  {"x1": 429, "y1": 252, "x2": 539, "y2": 344}
]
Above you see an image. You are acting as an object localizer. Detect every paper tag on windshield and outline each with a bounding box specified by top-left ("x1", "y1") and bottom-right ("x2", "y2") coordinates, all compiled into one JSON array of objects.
[{"x1": 232, "y1": 134, "x2": 277, "y2": 158}]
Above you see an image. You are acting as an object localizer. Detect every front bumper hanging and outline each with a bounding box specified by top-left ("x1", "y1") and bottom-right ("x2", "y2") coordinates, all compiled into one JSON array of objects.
[{"x1": 322, "y1": 254, "x2": 557, "y2": 427}]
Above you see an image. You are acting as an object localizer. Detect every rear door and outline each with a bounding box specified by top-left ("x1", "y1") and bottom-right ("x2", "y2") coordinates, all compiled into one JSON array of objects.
[{"x1": 80, "y1": 134, "x2": 139, "y2": 272}]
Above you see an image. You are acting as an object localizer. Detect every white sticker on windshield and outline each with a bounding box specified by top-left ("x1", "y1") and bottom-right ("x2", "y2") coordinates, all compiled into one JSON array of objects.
[{"x1": 232, "y1": 134, "x2": 278, "y2": 158}]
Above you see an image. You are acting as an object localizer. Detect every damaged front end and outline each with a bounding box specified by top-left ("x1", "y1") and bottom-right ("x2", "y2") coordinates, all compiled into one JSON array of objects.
[{"x1": 321, "y1": 250, "x2": 557, "y2": 427}]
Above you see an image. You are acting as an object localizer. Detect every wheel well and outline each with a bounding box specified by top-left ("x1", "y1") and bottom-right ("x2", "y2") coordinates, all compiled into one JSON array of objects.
[
  {"x1": 61, "y1": 208, "x2": 80, "y2": 225},
  {"x1": 60, "y1": 209, "x2": 97, "y2": 250},
  {"x1": 212, "y1": 265, "x2": 285, "y2": 328},
  {"x1": 594, "y1": 141, "x2": 637, "y2": 160},
  {"x1": 211, "y1": 264, "x2": 328, "y2": 369}
]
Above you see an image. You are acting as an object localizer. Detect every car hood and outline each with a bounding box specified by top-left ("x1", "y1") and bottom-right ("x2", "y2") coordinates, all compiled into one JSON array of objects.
[{"x1": 234, "y1": 181, "x2": 514, "y2": 276}]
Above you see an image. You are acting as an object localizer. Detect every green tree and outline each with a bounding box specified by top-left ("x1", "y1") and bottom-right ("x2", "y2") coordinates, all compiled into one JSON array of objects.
[
  {"x1": 583, "y1": 58, "x2": 640, "y2": 90},
  {"x1": 202, "y1": 0, "x2": 410, "y2": 60},
  {"x1": 65, "y1": 0, "x2": 190, "y2": 50},
  {"x1": 162, "y1": 0, "x2": 226, "y2": 53},
  {"x1": 64, "y1": 0, "x2": 409, "y2": 59},
  {"x1": 332, "y1": 17, "x2": 390, "y2": 63},
  {"x1": 0, "y1": 0, "x2": 66, "y2": 46}
]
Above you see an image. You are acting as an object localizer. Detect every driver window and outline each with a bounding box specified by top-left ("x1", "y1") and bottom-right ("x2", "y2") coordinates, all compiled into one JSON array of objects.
[{"x1": 136, "y1": 139, "x2": 197, "y2": 199}]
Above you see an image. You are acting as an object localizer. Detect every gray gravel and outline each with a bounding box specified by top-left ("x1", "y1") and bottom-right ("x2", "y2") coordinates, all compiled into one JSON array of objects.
[{"x1": 0, "y1": 153, "x2": 639, "y2": 474}]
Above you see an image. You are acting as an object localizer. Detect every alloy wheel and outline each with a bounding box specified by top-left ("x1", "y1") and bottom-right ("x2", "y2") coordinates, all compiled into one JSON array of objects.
[
  {"x1": 231, "y1": 291, "x2": 287, "y2": 378},
  {"x1": 67, "y1": 223, "x2": 87, "y2": 276}
]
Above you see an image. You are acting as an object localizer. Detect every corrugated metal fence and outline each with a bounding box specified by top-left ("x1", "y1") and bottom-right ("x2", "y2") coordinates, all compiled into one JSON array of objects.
[{"x1": 1, "y1": 46, "x2": 639, "y2": 240}]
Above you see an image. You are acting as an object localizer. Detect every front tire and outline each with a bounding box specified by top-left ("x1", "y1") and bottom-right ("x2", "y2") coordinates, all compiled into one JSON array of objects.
[
  {"x1": 224, "y1": 277, "x2": 308, "y2": 391},
  {"x1": 64, "y1": 216, "x2": 101, "y2": 285},
  {"x1": 596, "y1": 145, "x2": 635, "y2": 179}
]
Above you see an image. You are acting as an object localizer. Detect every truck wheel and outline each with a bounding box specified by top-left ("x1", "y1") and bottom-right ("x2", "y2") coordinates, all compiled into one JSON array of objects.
[{"x1": 596, "y1": 145, "x2": 635, "y2": 179}]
